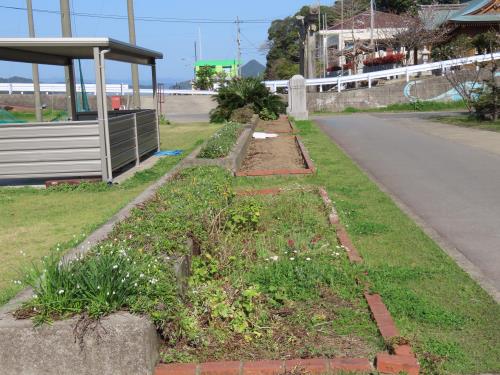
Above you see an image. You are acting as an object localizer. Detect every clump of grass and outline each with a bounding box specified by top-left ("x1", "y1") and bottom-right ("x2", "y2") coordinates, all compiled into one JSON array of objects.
[
  {"x1": 339, "y1": 100, "x2": 466, "y2": 114},
  {"x1": 197, "y1": 122, "x2": 242, "y2": 159}
]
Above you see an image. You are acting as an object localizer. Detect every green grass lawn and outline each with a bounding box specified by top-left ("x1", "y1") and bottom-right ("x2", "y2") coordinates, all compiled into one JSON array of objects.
[
  {"x1": 233, "y1": 120, "x2": 500, "y2": 374},
  {"x1": 0, "y1": 122, "x2": 220, "y2": 306},
  {"x1": 433, "y1": 115, "x2": 500, "y2": 132},
  {"x1": 314, "y1": 100, "x2": 467, "y2": 116},
  {"x1": 6, "y1": 109, "x2": 67, "y2": 122}
]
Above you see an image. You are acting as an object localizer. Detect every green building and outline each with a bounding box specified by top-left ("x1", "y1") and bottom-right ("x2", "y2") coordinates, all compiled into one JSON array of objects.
[{"x1": 194, "y1": 59, "x2": 240, "y2": 78}]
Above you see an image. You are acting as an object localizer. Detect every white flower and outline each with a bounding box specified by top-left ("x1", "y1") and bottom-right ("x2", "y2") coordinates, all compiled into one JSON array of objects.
[
  {"x1": 270, "y1": 256, "x2": 279, "y2": 261},
  {"x1": 306, "y1": 257, "x2": 311, "y2": 261},
  {"x1": 140, "y1": 273, "x2": 145, "y2": 278},
  {"x1": 58, "y1": 289, "x2": 64, "y2": 295},
  {"x1": 113, "y1": 265, "x2": 118, "y2": 269},
  {"x1": 97, "y1": 286, "x2": 101, "y2": 290},
  {"x1": 289, "y1": 257, "x2": 295, "y2": 261},
  {"x1": 33, "y1": 294, "x2": 38, "y2": 298},
  {"x1": 134, "y1": 282, "x2": 138, "y2": 287}
]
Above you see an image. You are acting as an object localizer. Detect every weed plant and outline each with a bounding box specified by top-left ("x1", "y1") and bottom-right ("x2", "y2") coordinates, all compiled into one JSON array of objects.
[{"x1": 197, "y1": 122, "x2": 242, "y2": 159}]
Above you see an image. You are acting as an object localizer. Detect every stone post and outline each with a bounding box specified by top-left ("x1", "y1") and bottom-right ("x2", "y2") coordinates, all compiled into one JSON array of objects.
[{"x1": 287, "y1": 75, "x2": 309, "y2": 120}]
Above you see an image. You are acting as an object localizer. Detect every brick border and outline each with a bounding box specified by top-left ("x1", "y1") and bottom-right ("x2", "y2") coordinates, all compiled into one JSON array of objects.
[
  {"x1": 235, "y1": 136, "x2": 315, "y2": 177},
  {"x1": 318, "y1": 187, "x2": 420, "y2": 375},
  {"x1": 155, "y1": 357, "x2": 372, "y2": 375}
]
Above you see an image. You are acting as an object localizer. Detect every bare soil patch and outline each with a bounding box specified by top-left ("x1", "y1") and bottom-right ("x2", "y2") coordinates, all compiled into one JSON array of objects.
[
  {"x1": 240, "y1": 136, "x2": 306, "y2": 172},
  {"x1": 256, "y1": 116, "x2": 294, "y2": 134}
]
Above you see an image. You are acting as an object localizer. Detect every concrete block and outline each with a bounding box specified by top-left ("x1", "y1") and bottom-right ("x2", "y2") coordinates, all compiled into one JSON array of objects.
[{"x1": 0, "y1": 311, "x2": 160, "y2": 375}]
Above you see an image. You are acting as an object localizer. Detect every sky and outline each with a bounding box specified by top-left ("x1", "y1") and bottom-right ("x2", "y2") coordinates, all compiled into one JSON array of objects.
[{"x1": 0, "y1": 0, "x2": 330, "y2": 85}]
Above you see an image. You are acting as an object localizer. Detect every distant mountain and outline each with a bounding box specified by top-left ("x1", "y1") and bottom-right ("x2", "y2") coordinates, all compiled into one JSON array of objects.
[
  {"x1": 241, "y1": 60, "x2": 265, "y2": 78},
  {"x1": 0, "y1": 76, "x2": 33, "y2": 83}
]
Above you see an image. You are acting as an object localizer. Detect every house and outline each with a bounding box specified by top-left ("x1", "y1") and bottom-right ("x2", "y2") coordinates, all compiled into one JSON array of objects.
[
  {"x1": 423, "y1": 0, "x2": 500, "y2": 37},
  {"x1": 318, "y1": 11, "x2": 407, "y2": 74},
  {"x1": 194, "y1": 59, "x2": 240, "y2": 79}
]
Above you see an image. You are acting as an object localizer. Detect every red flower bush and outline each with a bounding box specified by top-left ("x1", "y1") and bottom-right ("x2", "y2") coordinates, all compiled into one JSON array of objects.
[{"x1": 363, "y1": 53, "x2": 405, "y2": 67}]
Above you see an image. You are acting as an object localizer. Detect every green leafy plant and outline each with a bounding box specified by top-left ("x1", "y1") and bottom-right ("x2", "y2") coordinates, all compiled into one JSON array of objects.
[
  {"x1": 194, "y1": 66, "x2": 216, "y2": 90},
  {"x1": 225, "y1": 199, "x2": 261, "y2": 232},
  {"x1": 197, "y1": 122, "x2": 243, "y2": 159},
  {"x1": 229, "y1": 105, "x2": 255, "y2": 123},
  {"x1": 209, "y1": 77, "x2": 285, "y2": 123}
]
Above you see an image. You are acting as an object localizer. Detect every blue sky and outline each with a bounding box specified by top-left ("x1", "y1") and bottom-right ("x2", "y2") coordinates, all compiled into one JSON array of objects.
[{"x1": 0, "y1": 0, "x2": 326, "y2": 84}]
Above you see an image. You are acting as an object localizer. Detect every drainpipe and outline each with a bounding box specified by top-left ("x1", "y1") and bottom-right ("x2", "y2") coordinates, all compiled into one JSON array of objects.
[{"x1": 100, "y1": 49, "x2": 113, "y2": 183}]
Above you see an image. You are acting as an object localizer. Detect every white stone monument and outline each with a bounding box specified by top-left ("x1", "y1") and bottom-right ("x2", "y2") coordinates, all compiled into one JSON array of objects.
[{"x1": 287, "y1": 75, "x2": 308, "y2": 120}]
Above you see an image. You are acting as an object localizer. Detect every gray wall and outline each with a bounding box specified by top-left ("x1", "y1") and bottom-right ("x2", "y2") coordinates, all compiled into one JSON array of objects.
[
  {"x1": 307, "y1": 74, "x2": 456, "y2": 112},
  {"x1": 0, "y1": 120, "x2": 102, "y2": 179}
]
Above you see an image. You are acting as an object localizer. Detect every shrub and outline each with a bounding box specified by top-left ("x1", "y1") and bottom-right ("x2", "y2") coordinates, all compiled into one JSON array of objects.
[
  {"x1": 363, "y1": 53, "x2": 405, "y2": 67},
  {"x1": 210, "y1": 77, "x2": 285, "y2": 123},
  {"x1": 229, "y1": 105, "x2": 255, "y2": 123},
  {"x1": 198, "y1": 122, "x2": 243, "y2": 159}
]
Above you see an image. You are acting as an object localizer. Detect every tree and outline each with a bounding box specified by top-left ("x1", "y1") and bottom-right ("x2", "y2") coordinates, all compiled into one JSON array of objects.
[
  {"x1": 194, "y1": 66, "x2": 216, "y2": 90},
  {"x1": 264, "y1": 5, "x2": 339, "y2": 80},
  {"x1": 383, "y1": 6, "x2": 452, "y2": 65}
]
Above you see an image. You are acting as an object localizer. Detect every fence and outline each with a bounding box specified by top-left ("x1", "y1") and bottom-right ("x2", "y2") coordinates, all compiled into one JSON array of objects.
[
  {"x1": 0, "y1": 120, "x2": 101, "y2": 179},
  {"x1": 0, "y1": 109, "x2": 158, "y2": 181},
  {"x1": 264, "y1": 52, "x2": 500, "y2": 92},
  {"x1": 0, "y1": 83, "x2": 215, "y2": 96}
]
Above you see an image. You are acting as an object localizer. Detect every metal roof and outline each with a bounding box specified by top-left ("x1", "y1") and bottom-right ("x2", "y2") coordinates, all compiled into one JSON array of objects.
[{"x1": 0, "y1": 38, "x2": 163, "y2": 66}]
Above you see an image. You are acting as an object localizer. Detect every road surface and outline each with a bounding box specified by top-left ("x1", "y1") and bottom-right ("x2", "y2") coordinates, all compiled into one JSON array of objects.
[{"x1": 316, "y1": 112, "x2": 500, "y2": 300}]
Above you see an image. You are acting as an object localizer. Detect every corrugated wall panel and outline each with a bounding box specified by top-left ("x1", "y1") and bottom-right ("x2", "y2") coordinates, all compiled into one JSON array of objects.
[
  {"x1": 0, "y1": 121, "x2": 102, "y2": 179},
  {"x1": 136, "y1": 110, "x2": 158, "y2": 157},
  {"x1": 108, "y1": 114, "x2": 137, "y2": 171}
]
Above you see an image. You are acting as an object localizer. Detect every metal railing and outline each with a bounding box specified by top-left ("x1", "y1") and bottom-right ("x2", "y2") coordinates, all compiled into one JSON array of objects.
[
  {"x1": 263, "y1": 52, "x2": 500, "y2": 92},
  {"x1": 0, "y1": 83, "x2": 215, "y2": 96}
]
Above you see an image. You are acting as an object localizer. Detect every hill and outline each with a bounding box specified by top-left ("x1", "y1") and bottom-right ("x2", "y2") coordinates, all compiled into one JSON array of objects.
[
  {"x1": 0, "y1": 76, "x2": 33, "y2": 83},
  {"x1": 241, "y1": 60, "x2": 265, "y2": 78}
]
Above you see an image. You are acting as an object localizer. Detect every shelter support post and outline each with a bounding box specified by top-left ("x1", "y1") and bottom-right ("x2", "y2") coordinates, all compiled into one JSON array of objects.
[
  {"x1": 67, "y1": 60, "x2": 77, "y2": 120},
  {"x1": 152, "y1": 63, "x2": 160, "y2": 151},
  {"x1": 93, "y1": 47, "x2": 110, "y2": 182}
]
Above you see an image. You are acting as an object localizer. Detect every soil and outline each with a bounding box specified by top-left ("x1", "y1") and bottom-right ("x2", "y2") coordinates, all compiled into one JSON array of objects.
[
  {"x1": 240, "y1": 136, "x2": 306, "y2": 172},
  {"x1": 255, "y1": 116, "x2": 294, "y2": 134},
  {"x1": 161, "y1": 288, "x2": 377, "y2": 363}
]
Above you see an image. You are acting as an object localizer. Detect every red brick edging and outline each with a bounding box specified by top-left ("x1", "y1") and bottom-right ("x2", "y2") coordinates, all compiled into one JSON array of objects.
[
  {"x1": 318, "y1": 187, "x2": 420, "y2": 375},
  {"x1": 155, "y1": 357, "x2": 373, "y2": 375}
]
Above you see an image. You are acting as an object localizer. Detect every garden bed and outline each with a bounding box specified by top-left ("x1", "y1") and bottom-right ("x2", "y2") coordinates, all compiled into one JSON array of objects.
[
  {"x1": 255, "y1": 115, "x2": 295, "y2": 134},
  {"x1": 236, "y1": 135, "x2": 315, "y2": 177},
  {"x1": 159, "y1": 189, "x2": 382, "y2": 363}
]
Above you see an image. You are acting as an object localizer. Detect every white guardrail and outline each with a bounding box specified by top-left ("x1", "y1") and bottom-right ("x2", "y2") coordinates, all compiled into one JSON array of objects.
[
  {"x1": 0, "y1": 83, "x2": 216, "y2": 96},
  {"x1": 2, "y1": 53, "x2": 498, "y2": 96},
  {"x1": 263, "y1": 52, "x2": 500, "y2": 92}
]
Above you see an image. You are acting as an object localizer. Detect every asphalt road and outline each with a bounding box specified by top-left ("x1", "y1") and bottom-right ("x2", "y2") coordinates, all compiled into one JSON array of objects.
[{"x1": 316, "y1": 113, "x2": 500, "y2": 298}]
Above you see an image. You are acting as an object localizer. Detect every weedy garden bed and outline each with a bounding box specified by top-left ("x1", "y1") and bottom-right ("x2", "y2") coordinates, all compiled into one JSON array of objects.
[
  {"x1": 1, "y1": 166, "x2": 383, "y2": 374},
  {"x1": 159, "y1": 189, "x2": 382, "y2": 363}
]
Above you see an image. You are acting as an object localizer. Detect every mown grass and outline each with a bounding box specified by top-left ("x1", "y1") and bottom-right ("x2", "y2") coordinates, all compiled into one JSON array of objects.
[
  {"x1": 314, "y1": 100, "x2": 466, "y2": 115},
  {"x1": 0, "y1": 122, "x2": 220, "y2": 306},
  {"x1": 7, "y1": 109, "x2": 67, "y2": 122},
  {"x1": 433, "y1": 115, "x2": 500, "y2": 133},
  {"x1": 233, "y1": 120, "x2": 500, "y2": 374}
]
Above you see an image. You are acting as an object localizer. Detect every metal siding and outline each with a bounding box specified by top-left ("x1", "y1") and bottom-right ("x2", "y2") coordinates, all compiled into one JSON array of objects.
[
  {"x1": 136, "y1": 110, "x2": 158, "y2": 156},
  {"x1": 0, "y1": 120, "x2": 101, "y2": 179},
  {"x1": 108, "y1": 114, "x2": 137, "y2": 171}
]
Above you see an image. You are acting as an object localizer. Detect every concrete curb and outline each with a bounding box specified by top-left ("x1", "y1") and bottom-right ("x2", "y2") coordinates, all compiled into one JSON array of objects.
[{"x1": 183, "y1": 115, "x2": 259, "y2": 175}]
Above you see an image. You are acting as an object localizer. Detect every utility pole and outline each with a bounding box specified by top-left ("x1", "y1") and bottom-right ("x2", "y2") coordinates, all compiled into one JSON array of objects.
[
  {"x1": 26, "y1": 0, "x2": 42, "y2": 122},
  {"x1": 198, "y1": 27, "x2": 203, "y2": 60},
  {"x1": 370, "y1": 0, "x2": 374, "y2": 46},
  {"x1": 60, "y1": 0, "x2": 75, "y2": 119},
  {"x1": 236, "y1": 16, "x2": 241, "y2": 77},
  {"x1": 127, "y1": 0, "x2": 140, "y2": 109}
]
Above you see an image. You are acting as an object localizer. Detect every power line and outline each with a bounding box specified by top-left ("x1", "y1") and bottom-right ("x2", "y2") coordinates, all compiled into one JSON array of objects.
[{"x1": 0, "y1": 5, "x2": 273, "y2": 24}]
